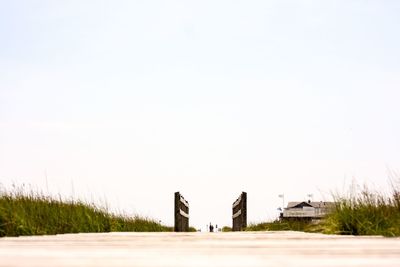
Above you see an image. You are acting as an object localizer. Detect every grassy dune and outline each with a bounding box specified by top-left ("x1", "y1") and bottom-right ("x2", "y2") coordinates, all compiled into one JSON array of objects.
[
  {"x1": 247, "y1": 182, "x2": 400, "y2": 237},
  {"x1": 323, "y1": 186, "x2": 400, "y2": 236},
  {"x1": 246, "y1": 220, "x2": 318, "y2": 232},
  {"x1": 0, "y1": 188, "x2": 172, "y2": 237}
]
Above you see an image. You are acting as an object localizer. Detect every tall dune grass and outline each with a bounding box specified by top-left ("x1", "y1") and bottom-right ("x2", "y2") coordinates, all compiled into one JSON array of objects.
[
  {"x1": 247, "y1": 180, "x2": 400, "y2": 237},
  {"x1": 323, "y1": 183, "x2": 400, "y2": 237},
  {"x1": 0, "y1": 187, "x2": 172, "y2": 237}
]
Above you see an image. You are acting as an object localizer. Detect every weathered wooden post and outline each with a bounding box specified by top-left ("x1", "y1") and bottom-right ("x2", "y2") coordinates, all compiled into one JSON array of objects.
[
  {"x1": 232, "y1": 192, "x2": 247, "y2": 231},
  {"x1": 241, "y1": 192, "x2": 247, "y2": 230},
  {"x1": 174, "y1": 192, "x2": 189, "y2": 232}
]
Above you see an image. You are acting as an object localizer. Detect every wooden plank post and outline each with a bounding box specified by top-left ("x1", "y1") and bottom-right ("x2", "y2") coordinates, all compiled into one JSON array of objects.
[
  {"x1": 174, "y1": 192, "x2": 181, "y2": 232},
  {"x1": 232, "y1": 192, "x2": 247, "y2": 231},
  {"x1": 241, "y1": 192, "x2": 247, "y2": 230},
  {"x1": 174, "y1": 192, "x2": 189, "y2": 232}
]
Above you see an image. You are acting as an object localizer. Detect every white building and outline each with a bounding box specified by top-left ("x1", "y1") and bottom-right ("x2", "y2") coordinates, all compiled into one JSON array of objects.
[{"x1": 282, "y1": 201, "x2": 335, "y2": 219}]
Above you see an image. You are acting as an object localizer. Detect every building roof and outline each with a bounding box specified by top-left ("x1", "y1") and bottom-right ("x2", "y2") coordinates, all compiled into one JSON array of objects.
[{"x1": 286, "y1": 201, "x2": 335, "y2": 209}]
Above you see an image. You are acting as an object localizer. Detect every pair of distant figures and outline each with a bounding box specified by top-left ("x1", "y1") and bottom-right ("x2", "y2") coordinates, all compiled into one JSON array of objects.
[{"x1": 208, "y1": 223, "x2": 218, "y2": 232}]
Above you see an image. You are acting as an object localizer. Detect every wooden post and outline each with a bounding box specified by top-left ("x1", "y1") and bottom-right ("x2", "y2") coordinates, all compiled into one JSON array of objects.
[
  {"x1": 241, "y1": 192, "x2": 247, "y2": 230},
  {"x1": 232, "y1": 192, "x2": 247, "y2": 231},
  {"x1": 174, "y1": 192, "x2": 189, "y2": 232},
  {"x1": 174, "y1": 192, "x2": 181, "y2": 232}
]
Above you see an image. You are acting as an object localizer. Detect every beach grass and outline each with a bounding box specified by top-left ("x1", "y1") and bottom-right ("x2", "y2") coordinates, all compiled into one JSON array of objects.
[
  {"x1": 323, "y1": 184, "x2": 400, "y2": 237},
  {"x1": 246, "y1": 219, "x2": 317, "y2": 232},
  {"x1": 248, "y1": 180, "x2": 400, "y2": 237},
  {"x1": 0, "y1": 186, "x2": 172, "y2": 237},
  {"x1": 222, "y1": 226, "x2": 232, "y2": 232}
]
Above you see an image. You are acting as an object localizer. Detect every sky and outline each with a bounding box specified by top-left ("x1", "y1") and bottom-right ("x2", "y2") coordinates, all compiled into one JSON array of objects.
[{"x1": 1, "y1": 0, "x2": 400, "y2": 230}]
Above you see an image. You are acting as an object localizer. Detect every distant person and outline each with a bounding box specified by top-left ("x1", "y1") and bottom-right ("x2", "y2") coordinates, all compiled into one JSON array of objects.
[
  {"x1": 209, "y1": 223, "x2": 214, "y2": 232},
  {"x1": 216, "y1": 224, "x2": 218, "y2": 232}
]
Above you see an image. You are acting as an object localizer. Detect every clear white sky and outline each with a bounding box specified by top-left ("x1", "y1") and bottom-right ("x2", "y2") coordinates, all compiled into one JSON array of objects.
[{"x1": 1, "y1": 1, "x2": 400, "y2": 229}]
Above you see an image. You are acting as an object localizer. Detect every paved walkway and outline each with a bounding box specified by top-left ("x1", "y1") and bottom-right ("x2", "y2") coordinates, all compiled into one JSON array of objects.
[{"x1": 0, "y1": 231, "x2": 399, "y2": 267}]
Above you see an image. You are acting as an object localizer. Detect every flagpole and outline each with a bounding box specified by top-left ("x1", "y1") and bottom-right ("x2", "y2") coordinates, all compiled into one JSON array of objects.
[{"x1": 278, "y1": 194, "x2": 285, "y2": 210}]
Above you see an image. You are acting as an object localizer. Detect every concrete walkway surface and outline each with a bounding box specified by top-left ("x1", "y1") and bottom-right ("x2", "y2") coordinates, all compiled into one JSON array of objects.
[{"x1": 0, "y1": 231, "x2": 399, "y2": 267}]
